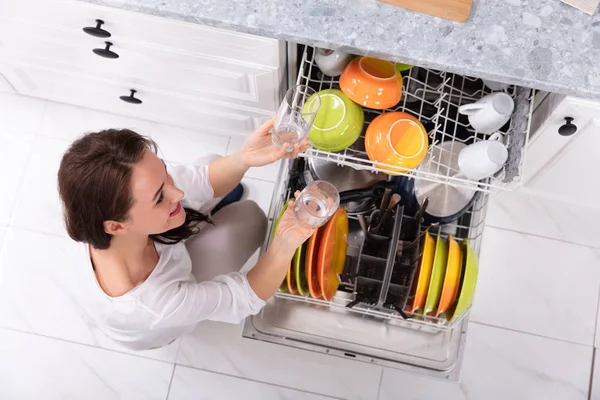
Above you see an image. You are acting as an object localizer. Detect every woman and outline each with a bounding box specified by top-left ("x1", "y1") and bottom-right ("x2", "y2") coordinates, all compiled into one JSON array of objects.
[{"x1": 58, "y1": 118, "x2": 313, "y2": 351}]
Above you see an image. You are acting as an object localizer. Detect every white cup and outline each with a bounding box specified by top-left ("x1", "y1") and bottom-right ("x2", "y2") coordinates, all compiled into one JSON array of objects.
[
  {"x1": 458, "y1": 93, "x2": 514, "y2": 134},
  {"x1": 458, "y1": 132, "x2": 508, "y2": 181},
  {"x1": 481, "y1": 79, "x2": 510, "y2": 91},
  {"x1": 314, "y1": 48, "x2": 353, "y2": 77}
]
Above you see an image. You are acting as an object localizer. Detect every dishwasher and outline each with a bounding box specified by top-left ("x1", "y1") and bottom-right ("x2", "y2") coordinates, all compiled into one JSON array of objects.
[{"x1": 243, "y1": 45, "x2": 533, "y2": 381}]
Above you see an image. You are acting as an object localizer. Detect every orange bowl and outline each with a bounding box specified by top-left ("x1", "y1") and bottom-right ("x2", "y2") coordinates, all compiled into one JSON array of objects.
[
  {"x1": 339, "y1": 57, "x2": 403, "y2": 110},
  {"x1": 365, "y1": 112, "x2": 429, "y2": 174}
]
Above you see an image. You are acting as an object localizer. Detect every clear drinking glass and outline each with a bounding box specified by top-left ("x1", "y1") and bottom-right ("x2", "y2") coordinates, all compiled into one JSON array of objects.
[
  {"x1": 272, "y1": 85, "x2": 320, "y2": 152},
  {"x1": 293, "y1": 180, "x2": 340, "y2": 229}
]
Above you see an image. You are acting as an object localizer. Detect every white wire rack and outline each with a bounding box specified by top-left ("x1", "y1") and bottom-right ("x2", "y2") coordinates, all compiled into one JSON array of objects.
[
  {"x1": 266, "y1": 158, "x2": 489, "y2": 331},
  {"x1": 297, "y1": 46, "x2": 534, "y2": 193}
]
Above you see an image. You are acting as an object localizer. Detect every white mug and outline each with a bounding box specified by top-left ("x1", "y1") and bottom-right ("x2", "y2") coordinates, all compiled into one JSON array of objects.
[
  {"x1": 458, "y1": 93, "x2": 514, "y2": 134},
  {"x1": 314, "y1": 48, "x2": 353, "y2": 77},
  {"x1": 481, "y1": 79, "x2": 510, "y2": 91},
  {"x1": 458, "y1": 132, "x2": 508, "y2": 181}
]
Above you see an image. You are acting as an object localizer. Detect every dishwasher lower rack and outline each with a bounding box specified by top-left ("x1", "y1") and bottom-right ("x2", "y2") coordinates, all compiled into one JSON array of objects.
[
  {"x1": 295, "y1": 45, "x2": 533, "y2": 193},
  {"x1": 242, "y1": 160, "x2": 489, "y2": 380}
]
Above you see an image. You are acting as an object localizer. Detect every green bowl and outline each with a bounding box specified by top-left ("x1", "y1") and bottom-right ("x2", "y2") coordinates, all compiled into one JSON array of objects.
[
  {"x1": 303, "y1": 89, "x2": 364, "y2": 152},
  {"x1": 395, "y1": 62, "x2": 413, "y2": 72}
]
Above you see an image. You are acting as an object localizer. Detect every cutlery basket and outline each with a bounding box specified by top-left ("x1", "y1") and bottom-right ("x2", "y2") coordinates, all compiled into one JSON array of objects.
[{"x1": 350, "y1": 206, "x2": 423, "y2": 314}]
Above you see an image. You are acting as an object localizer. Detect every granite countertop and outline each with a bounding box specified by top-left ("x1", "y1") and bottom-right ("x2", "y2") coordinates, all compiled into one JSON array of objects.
[{"x1": 82, "y1": 0, "x2": 600, "y2": 99}]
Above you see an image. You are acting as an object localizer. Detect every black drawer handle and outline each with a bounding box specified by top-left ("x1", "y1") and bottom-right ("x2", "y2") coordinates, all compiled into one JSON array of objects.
[
  {"x1": 83, "y1": 19, "x2": 111, "y2": 38},
  {"x1": 558, "y1": 117, "x2": 577, "y2": 136},
  {"x1": 120, "y1": 89, "x2": 142, "y2": 104},
  {"x1": 93, "y1": 42, "x2": 119, "y2": 59}
]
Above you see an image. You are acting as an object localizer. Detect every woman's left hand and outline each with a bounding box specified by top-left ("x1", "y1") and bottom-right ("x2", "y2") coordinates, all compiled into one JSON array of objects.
[{"x1": 239, "y1": 116, "x2": 309, "y2": 168}]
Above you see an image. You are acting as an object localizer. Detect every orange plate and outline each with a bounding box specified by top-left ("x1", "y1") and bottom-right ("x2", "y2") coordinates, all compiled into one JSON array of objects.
[
  {"x1": 318, "y1": 208, "x2": 349, "y2": 300},
  {"x1": 436, "y1": 235, "x2": 463, "y2": 317},
  {"x1": 365, "y1": 111, "x2": 429, "y2": 174},
  {"x1": 339, "y1": 57, "x2": 403, "y2": 110},
  {"x1": 306, "y1": 226, "x2": 325, "y2": 299}
]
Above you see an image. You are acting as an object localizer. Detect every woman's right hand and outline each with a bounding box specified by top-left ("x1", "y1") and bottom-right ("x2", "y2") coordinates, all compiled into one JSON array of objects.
[{"x1": 272, "y1": 194, "x2": 314, "y2": 253}]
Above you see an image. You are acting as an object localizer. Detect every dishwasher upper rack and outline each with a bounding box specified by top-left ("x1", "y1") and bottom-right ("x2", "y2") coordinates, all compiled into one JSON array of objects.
[
  {"x1": 266, "y1": 159, "x2": 489, "y2": 330},
  {"x1": 295, "y1": 46, "x2": 533, "y2": 193}
]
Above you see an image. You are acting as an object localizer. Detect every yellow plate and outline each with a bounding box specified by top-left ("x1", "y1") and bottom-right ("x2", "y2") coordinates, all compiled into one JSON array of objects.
[
  {"x1": 409, "y1": 232, "x2": 435, "y2": 313},
  {"x1": 436, "y1": 235, "x2": 463, "y2": 318},
  {"x1": 423, "y1": 234, "x2": 448, "y2": 316},
  {"x1": 449, "y1": 240, "x2": 479, "y2": 322}
]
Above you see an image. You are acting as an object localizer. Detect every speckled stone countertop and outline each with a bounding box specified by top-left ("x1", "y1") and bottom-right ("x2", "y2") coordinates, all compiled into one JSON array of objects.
[{"x1": 81, "y1": 0, "x2": 600, "y2": 99}]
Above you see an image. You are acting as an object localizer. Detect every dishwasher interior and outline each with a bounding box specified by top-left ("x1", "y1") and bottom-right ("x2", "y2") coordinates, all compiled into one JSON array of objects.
[{"x1": 243, "y1": 45, "x2": 533, "y2": 380}]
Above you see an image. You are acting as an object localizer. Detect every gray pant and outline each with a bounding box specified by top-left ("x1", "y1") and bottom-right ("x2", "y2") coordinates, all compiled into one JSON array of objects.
[{"x1": 183, "y1": 155, "x2": 268, "y2": 282}]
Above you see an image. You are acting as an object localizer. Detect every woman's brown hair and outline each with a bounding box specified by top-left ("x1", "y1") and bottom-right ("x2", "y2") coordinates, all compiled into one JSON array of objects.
[{"x1": 57, "y1": 129, "x2": 210, "y2": 250}]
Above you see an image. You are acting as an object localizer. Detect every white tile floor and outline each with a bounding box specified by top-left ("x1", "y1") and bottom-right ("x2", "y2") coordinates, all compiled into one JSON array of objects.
[{"x1": 0, "y1": 91, "x2": 599, "y2": 399}]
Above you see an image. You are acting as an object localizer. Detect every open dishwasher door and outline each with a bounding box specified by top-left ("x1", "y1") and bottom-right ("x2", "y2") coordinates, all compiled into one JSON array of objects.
[{"x1": 242, "y1": 159, "x2": 481, "y2": 381}]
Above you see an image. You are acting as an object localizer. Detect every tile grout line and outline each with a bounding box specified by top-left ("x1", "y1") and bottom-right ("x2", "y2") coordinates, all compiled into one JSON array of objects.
[
  {"x1": 375, "y1": 368, "x2": 384, "y2": 400},
  {"x1": 0, "y1": 326, "x2": 176, "y2": 366},
  {"x1": 593, "y1": 283, "x2": 600, "y2": 348},
  {"x1": 225, "y1": 136, "x2": 232, "y2": 155},
  {"x1": 590, "y1": 283, "x2": 600, "y2": 399},
  {"x1": 173, "y1": 362, "x2": 343, "y2": 399},
  {"x1": 485, "y1": 224, "x2": 600, "y2": 251},
  {"x1": 4, "y1": 225, "x2": 69, "y2": 240},
  {"x1": 589, "y1": 348, "x2": 596, "y2": 400},
  {"x1": 34, "y1": 100, "x2": 49, "y2": 137},
  {"x1": 165, "y1": 363, "x2": 177, "y2": 400},
  {"x1": 470, "y1": 321, "x2": 595, "y2": 347}
]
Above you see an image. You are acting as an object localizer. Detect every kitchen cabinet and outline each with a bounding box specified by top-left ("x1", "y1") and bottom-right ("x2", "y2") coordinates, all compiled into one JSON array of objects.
[
  {"x1": 524, "y1": 94, "x2": 600, "y2": 208},
  {"x1": 0, "y1": 0, "x2": 286, "y2": 136}
]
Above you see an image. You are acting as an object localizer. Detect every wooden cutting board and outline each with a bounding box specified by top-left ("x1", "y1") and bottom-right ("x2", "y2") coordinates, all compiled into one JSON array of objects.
[{"x1": 377, "y1": 0, "x2": 473, "y2": 23}]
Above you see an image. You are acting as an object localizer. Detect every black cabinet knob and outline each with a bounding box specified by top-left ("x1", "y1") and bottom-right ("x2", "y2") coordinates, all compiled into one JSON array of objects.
[
  {"x1": 558, "y1": 117, "x2": 578, "y2": 136},
  {"x1": 120, "y1": 89, "x2": 142, "y2": 104},
  {"x1": 92, "y1": 42, "x2": 119, "y2": 59},
  {"x1": 83, "y1": 19, "x2": 111, "y2": 38}
]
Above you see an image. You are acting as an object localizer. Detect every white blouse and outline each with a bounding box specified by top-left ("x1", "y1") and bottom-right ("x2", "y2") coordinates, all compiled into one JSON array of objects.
[{"x1": 71, "y1": 163, "x2": 265, "y2": 350}]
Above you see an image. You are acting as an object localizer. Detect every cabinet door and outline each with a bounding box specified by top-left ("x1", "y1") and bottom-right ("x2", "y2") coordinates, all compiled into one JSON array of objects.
[
  {"x1": 0, "y1": 62, "x2": 272, "y2": 137},
  {"x1": 526, "y1": 116, "x2": 600, "y2": 207},
  {"x1": 0, "y1": 0, "x2": 284, "y2": 68},
  {"x1": 0, "y1": 7, "x2": 285, "y2": 112},
  {"x1": 524, "y1": 96, "x2": 599, "y2": 185}
]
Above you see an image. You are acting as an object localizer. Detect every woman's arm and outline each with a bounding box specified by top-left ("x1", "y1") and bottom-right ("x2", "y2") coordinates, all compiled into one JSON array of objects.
[
  {"x1": 207, "y1": 117, "x2": 307, "y2": 197},
  {"x1": 153, "y1": 200, "x2": 314, "y2": 326},
  {"x1": 206, "y1": 153, "x2": 250, "y2": 198},
  {"x1": 247, "y1": 199, "x2": 313, "y2": 299}
]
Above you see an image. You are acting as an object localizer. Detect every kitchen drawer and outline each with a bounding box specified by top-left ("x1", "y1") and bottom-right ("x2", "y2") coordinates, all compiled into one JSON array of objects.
[
  {"x1": 242, "y1": 45, "x2": 534, "y2": 381},
  {"x1": 0, "y1": 20, "x2": 282, "y2": 111},
  {"x1": 0, "y1": 62, "x2": 271, "y2": 136},
  {"x1": 0, "y1": 0, "x2": 284, "y2": 68}
]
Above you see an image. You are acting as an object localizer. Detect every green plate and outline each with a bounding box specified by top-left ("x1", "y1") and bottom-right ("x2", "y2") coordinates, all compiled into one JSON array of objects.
[
  {"x1": 449, "y1": 240, "x2": 479, "y2": 322},
  {"x1": 423, "y1": 234, "x2": 448, "y2": 316},
  {"x1": 272, "y1": 202, "x2": 289, "y2": 292},
  {"x1": 303, "y1": 89, "x2": 364, "y2": 152},
  {"x1": 293, "y1": 242, "x2": 309, "y2": 295}
]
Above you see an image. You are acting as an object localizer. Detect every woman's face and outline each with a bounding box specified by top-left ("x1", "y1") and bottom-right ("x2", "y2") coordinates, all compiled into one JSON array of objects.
[{"x1": 122, "y1": 149, "x2": 186, "y2": 236}]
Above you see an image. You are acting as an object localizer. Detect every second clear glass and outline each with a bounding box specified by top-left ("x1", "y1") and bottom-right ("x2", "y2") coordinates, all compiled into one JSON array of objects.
[
  {"x1": 293, "y1": 180, "x2": 340, "y2": 229},
  {"x1": 272, "y1": 85, "x2": 320, "y2": 152}
]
